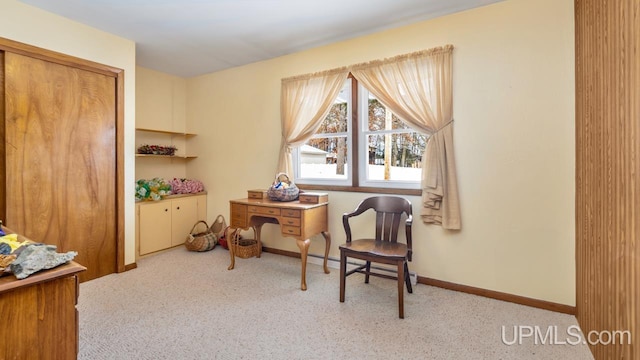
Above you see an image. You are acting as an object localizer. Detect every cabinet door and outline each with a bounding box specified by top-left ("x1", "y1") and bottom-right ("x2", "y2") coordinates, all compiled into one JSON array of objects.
[
  {"x1": 139, "y1": 201, "x2": 172, "y2": 255},
  {"x1": 171, "y1": 198, "x2": 198, "y2": 247},
  {"x1": 195, "y1": 195, "x2": 207, "y2": 223}
]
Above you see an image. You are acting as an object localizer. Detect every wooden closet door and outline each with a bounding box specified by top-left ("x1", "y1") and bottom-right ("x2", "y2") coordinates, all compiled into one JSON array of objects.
[{"x1": 4, "y1": 52, "x2": 116, "y2": 282}]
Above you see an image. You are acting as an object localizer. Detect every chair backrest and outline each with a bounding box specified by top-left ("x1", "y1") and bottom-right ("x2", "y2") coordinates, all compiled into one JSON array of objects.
[{"x1": 343, "y1": 196, "x2": 413, "y2": 255}]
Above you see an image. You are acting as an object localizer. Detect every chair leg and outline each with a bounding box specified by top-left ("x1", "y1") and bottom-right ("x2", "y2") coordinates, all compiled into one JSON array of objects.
[
  {"x1": 397, "y1": 260, "x2": 404, "y2": 319},
  {"x1": 339, "y1": 251, "x2": 347, "y2": 303},
  {"x1": 365, "y1": 261, "x2": 371, "y2": 284},
  {"x1": 404, "y1": 261, "x2": 413, "y2": 293}
]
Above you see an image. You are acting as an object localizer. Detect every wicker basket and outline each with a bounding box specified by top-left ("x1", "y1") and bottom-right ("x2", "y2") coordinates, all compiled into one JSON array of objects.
[
  {"x1": 185, "y1": 221, "x2": 217, "y2": 252},
  {"x1": 267, "y1": 173, "x2": 299, "y2": 202},
  {"x1": 209, "y1": 215, "x2": 226, "y2": 238},
  {"x1": 227, "y1": 227, "x2": 260, "y2": 259}
]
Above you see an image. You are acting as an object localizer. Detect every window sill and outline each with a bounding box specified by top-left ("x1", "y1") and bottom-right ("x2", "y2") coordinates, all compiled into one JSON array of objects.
[{"x1": 298, "y1": 184, "x2": 421, "y2": 196}]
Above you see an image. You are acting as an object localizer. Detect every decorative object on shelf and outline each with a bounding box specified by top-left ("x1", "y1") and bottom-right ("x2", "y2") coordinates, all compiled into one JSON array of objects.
[
  {"x1": 135, "y1": 178, "x2": 172, "y2": 201},
  {"x1": 168, "y1": 178, "x2": 205, "y2": 194},
  {"x1": 185, "y1": 221, "x2": 218, "y2": 252},
  {"x1": 267, "y1": 173, "x2": 299, "y2": 201},
  {"x1": 137, "y1": 144, "x2": 178, "y2": 156}
]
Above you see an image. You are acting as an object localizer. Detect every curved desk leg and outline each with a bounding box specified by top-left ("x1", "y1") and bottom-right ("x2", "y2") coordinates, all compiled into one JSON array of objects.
[
  {"x1": 296, "y1": 238, "x2": 311, "y2": 291},
  {"x1": 227, "y1": 231, "x2": 236, "y2": 270},
  {"x1": 254, "y1": 225, "x2": 262, "y2": 258},
  {"x1": 321, "y1": 231, "x2": 331, "y2": 274}
]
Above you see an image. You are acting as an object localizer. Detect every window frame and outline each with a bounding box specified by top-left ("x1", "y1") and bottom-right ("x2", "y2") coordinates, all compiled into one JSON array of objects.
[
  {"x1": 294, "y1": 75, "x2": 422, "y2": 196},
  {"x1": 357, "y1": 84, "x2": 423, "y2": 191},
  {"x1": 292, "y1": 78, "x2": 353, "y2": 187}
]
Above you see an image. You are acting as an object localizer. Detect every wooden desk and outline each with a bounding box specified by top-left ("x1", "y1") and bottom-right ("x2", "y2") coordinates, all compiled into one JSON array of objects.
[{"x1": 229, "y1": 197, "x2": 331, "y2": 290}]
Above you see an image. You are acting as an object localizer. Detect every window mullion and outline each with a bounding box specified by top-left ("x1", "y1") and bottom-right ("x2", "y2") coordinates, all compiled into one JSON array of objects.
[{"x1": 350, "y1": 76, "x2": 359, "y2": 188}]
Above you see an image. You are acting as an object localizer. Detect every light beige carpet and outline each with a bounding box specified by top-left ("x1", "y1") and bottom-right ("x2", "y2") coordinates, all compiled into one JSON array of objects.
[{"x1": 78, "y1": 247, "x2": 594, "y2": 359}]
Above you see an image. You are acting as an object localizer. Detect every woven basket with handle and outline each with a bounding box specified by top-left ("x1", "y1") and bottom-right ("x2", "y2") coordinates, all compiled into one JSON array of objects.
[
  {"x1": 267, "y1": 173, "x2": 299, "y2": 202},
  {"x1": 209, "y1": 214, "x2": 226, "y2": 238},
  {"x1": 226, "y1": 227, "x2": 259, "y2": 259},
  {"x1": 185, "y1": 221, "x2": 217, "y2": 252}
]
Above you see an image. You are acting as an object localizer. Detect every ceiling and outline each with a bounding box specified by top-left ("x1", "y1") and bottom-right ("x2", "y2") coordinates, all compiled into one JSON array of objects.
[{"x1": 21, "y1": 0, "x2": 503, "y2": 78}]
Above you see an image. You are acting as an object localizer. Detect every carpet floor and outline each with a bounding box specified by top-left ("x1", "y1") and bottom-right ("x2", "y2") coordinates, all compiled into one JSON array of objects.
[{"x1": 77, "y1": 247, "x2": 594, "y2": 359}]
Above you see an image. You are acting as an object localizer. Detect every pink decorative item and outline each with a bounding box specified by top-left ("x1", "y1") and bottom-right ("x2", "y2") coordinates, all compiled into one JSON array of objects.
[{"x1": 169, "y1": 178, "x2": 205, "y2": 194}]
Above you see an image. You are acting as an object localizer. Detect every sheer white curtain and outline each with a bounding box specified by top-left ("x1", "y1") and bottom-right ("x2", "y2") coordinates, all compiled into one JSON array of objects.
[
  {"x1": 277, "y1": 69, "x2": 349, "y2": 175},
  {"x1": 350, "y1": 45, "x2": 461, "y2": 229}
]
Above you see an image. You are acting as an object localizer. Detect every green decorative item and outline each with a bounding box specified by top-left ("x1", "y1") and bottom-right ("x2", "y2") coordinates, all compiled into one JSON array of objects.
[{"x1": 135, "y1": 178, "x2": 172, "y2": 201}]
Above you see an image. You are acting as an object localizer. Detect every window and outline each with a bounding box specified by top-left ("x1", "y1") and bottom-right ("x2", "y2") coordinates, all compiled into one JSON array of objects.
[
  {"x1": 293, "y1": 76, "x2": 427, "y2": 193},
  {"x1": 293, "y1": 78, "x2": 352, "y2": 187}
]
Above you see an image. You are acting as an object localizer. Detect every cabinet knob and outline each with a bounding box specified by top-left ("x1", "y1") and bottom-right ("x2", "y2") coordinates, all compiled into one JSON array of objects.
[
  {"x1": 165, "y1": 209, "x2": 168, "y2": 212},
  {"x1": 177, "y1": 206, "x2": 180, "y2": 210}
]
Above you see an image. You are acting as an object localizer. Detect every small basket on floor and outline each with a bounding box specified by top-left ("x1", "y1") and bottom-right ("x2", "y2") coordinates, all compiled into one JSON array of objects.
[
  {"x1": 227, "y1": 227, "x2": 259, "y2": 259},
  {"x1": 185, "y1": 221, "x2": 217, "y2": 252}
]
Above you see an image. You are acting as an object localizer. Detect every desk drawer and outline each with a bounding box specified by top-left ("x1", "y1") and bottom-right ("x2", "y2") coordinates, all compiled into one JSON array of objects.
[
  {"x1": 231, "y1": 214, "x2": 247, "y2": 228},
  {"x1": 231, "y1": 204, "x2": 247, "y2": 228},
  {"x1": 248, "y1": 189, "x2": 267, "y2": 199},
  {"x1": 282, "y1": 225, "x2": 301, "y2": 236},
  {"x1": 282, "y1": 209, "x2": 301, "y2": 218},
  {"x1": 299, "y1": 193, "x2": 328, "y2": 204},
  {"x1": 281, "y1": 217, "x2": 301, "y2": 227},
  {"x1": 248, "y1": 206, "x2": 281, "y2": 217}
]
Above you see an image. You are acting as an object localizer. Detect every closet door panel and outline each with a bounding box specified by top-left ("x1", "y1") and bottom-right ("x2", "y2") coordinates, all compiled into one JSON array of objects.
[{"x1": 4, "y1": 52, "x2": 116, "y2": 281}]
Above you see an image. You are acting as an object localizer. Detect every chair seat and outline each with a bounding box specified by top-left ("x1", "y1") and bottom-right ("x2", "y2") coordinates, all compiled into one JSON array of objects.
[{"x1": 339, "y1": 239, "x2": 408, "y2": 258}]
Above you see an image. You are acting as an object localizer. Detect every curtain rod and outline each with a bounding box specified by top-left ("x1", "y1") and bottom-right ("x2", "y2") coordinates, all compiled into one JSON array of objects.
[{"x1": 281, "y1": 44, "x2": 454, "y2": 83}]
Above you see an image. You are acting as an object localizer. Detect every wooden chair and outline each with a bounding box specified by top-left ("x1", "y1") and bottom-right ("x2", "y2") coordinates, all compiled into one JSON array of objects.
[{"x1": 339, "y1": 196, "x2": 413, "y2": 318}]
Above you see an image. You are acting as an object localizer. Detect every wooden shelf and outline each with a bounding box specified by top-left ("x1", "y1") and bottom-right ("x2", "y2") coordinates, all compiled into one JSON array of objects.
[
  {"x1": 135, "y1": 154, "x2": 197, "y2": 159},
  {"x1": 135, "y1": 127, "x2": 196, "y2": 137}
]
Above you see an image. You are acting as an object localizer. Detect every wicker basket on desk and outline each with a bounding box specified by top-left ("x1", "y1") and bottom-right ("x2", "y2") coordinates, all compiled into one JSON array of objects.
[
  {"x1": 226, "y1": 227, "x2": 260, "y2": 259},
  {"x1": 267, "y1": 173, "x2": 299, "y2": 202}
]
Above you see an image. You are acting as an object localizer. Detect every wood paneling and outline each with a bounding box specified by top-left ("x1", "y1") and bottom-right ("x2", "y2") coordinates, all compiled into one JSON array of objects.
[
  {"x1": 0, "y1": 51, "x2": 4, "y2": 222},
  {"x1": 575, "y1": 0, "x2": 639, "y2": 358}
]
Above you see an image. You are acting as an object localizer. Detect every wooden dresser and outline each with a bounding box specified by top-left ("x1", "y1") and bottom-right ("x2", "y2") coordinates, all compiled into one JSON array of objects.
[{"x1": 0, "y1": 261, "x2": 86, "y2": 360}]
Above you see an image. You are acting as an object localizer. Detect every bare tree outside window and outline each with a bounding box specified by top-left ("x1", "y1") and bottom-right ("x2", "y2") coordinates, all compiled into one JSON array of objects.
[{"x1": 295, "y1": 78, "x2": 426, "y2": 189}]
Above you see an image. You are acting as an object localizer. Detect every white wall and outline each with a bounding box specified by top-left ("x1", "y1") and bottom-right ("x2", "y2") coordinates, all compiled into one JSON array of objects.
[
  {"x1": 187, "y1": 0, "x2": 575, "y2": 305},
  {"x1": 0, "y1": 0, "x2": 137, "y2": 265}
]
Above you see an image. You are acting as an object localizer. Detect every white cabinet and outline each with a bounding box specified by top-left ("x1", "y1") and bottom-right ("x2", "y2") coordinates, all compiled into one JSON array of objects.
[
  {"x1": 138, "y1": 200, "x2": 172, "y2": 255},
  {"x1": 170, "y1": 197, "x2": 198, "y2": 247},
  {"x1": 136, "y1": 194, "x2": 207, "y2": 256}
]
